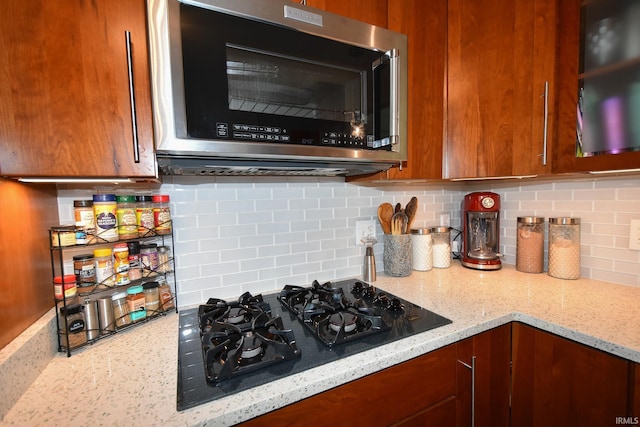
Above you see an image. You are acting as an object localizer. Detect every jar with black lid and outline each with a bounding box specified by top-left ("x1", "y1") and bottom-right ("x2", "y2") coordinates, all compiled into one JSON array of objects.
[{"x1": 59, "y1": 303, "x2": 87, "y2": 349}]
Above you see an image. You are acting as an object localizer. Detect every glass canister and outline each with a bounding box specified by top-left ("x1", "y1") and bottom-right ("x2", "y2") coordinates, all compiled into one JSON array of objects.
[
  {"x1": 431, "y1": 227, "x2": 451, "y2": 268},
  {"x1": 548, "y1": 217, "x2": 581, "y2": 280},
  {"x1": 410, "y1": 228, "x2": 433, "y2": 271},
  {"x1": 516, "y1": 217, "x2": 545, "y2": 274},
  {"x1": 140, "y1": 243, "x2": 159, "y2": 277}
]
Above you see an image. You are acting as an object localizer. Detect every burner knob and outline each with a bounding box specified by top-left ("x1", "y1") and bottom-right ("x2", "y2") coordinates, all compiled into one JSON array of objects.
[{"x1": 390, "y1": 298, "x2": 404, "y2": 312}]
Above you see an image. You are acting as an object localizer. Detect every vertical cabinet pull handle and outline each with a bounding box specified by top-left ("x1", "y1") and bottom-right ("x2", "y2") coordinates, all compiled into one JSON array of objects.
[
  {"x1": 458, "y1": 356, "x2": 477, "y2": 427},
  {"x1": 125, "y1": 31, "x2": 141, "y2": 163},
  {"x1": 541, "y1": 80, "x2": 549, "y2": 166}
]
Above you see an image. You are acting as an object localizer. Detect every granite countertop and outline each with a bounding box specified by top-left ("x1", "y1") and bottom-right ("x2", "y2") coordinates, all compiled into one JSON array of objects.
[{"x1": 3, "y1": 264, "x2": 639, "y2": 426}]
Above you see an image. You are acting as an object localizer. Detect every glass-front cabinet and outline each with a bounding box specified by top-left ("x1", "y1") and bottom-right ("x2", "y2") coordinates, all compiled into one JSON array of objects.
[{"x1": 555, "y1": 0, "x2": 640, "y2": 173}]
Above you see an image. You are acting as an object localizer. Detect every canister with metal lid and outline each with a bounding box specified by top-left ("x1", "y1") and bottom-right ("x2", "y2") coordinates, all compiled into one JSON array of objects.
[
  {"x1": 410, "y1": 228, "x2": 433, "y2": 271},
  {"x1": 81, "y1": 298, "x2": 100, "y2": 341},
  {"x1": 431, "y1": 227, "x2": 451, "y2": 268},
  {"x1": 516, "y1": 217, "x2": 545, "y2": 274},
  {"x1": 548, "y1": 217, "x2": 581, "y2": 280}
]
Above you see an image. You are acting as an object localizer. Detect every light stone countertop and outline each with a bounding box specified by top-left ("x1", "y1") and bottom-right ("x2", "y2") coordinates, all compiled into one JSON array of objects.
[{"x1": 2, "y1": 264, "x2": 639, "y2": 426}]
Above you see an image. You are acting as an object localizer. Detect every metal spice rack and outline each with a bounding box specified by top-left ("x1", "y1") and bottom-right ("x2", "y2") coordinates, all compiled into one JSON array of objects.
[{"x1": 49, "y1": 222, "x2": 178, "y2": 357}]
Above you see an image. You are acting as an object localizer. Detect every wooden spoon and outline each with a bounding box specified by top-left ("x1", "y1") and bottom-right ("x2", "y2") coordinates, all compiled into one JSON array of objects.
[
  {"x1": 377, "y1": 203, "x2": 394, "y2": 234},
  {"x1": 405, "y1": 196, "x2": 418, "y2": 230}
]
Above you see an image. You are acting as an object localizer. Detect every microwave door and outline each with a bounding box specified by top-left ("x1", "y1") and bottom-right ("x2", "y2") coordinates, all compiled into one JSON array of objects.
[{"x1": 372, "y1": 49, "x2": 399, "y2": 151}]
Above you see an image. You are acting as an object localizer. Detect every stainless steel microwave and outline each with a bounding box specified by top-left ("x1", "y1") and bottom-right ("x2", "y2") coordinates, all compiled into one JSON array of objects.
[{"x1": 147, "y1": 0, "x2": 408, "y2": 176}]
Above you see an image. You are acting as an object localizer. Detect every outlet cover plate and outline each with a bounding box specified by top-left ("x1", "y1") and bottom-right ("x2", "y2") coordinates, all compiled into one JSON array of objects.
[{"x1": 355, "y1": 220, "x2": 377, "y2": 245}]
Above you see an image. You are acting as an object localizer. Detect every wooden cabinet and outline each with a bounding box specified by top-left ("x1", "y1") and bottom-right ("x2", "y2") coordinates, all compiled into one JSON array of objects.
[
  {"x1": 445, "y1": 0, "x2": 559, "y2": 179},
  {"x1": 554, "y1": 0, "x2": 640, "y2": 173},
  {"x1": 349, "y1": 0, "x2": 447, "y2": 183},
  {"x1": 456, "y1": 325, "x2": 511, "y2": 427},
  {"x1": 0, "y1": 0, "x2": 157, "y2": 178},
  {"x1": 511, "y1": 322, "x2": 631, "y2": 427},
  {"x1": 240, "y1": 343, "x2": 458, "y2": 427}
]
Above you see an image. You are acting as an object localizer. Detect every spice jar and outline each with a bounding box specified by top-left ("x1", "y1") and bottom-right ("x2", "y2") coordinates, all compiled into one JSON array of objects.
[
  {"x1": 516, "y1": 217, "x2": 545, "y2": 274},
  {"x1": 73, "y1": 254, "x2": 96, "y2": 293},
  {"x1": 158, "y1": 280, "x2": 175, "y2": 312},
  {"x1": 111, "y1": 291, "x2": 132, "y2": 328},
  {"x1": 142, "y1": 281, "x2": 161, "y2": 315},
  {"x1": 127, "y1": 241, "x2": 142, "y2": 281},
  {"x1": 93, "y1": 248, "x2": 115, "y2": 287},
  {"x1": 74, "y1": 200, "x2": 96, "y2": 244},
  {"x1": 410, "y1": 228, "x2": 433, "y2": 271},
  {"x1": 548, "y1": 217, "x2": 581, "y2": 280},
  {"x1": 116, "y1": 195, "x2": 139, "y2": 240},
  {"x1": 59, "y1": 303, "x2": 87, "y2": 349},
  {"x1": 140, "y1": 243, "x2": 159, "y2": 277},
  {"x1": 157, "y1": 245, "x2": 171, "y2": 273},
  {"x1": 113, "y1": 243, "x2": 130, "y2": 286},
  {"x1": 54, "y1": 274, "x2": 78, "y2": 302},
  {"x1": 93, "y1": 194, "x2": 118, "y2": 242},
  {"x1": 136, "y1": 195, "x2": 155, "y2": 237},
  {"x1": 152, "y1": 194, "x2": 172, "y2": 235},
  {"x1": 51, "y1": 225, "x2": 76, "y2": 247},
  {"x1": 126, "y1": 285, "x2": 147, "y2": 322},
  {"x1": 431, "y1": 227, "x2": 451, "y2": 268}
]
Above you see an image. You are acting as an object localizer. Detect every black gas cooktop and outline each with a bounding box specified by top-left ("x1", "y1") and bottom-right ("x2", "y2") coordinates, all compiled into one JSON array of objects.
[{"x1": 176, "y1": 278, "x2": 452, "y2": 411}]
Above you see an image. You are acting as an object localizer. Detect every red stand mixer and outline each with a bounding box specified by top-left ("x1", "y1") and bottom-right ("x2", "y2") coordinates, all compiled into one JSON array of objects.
[{"x1": 461, "y1": 192, "x2": 502, "y2": 270}]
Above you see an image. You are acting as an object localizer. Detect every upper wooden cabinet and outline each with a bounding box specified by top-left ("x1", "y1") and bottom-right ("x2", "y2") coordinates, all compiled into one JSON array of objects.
[
  {"x1": 554, "y1": 0, "x2": 640, "y2": 173},
  {"x1": 0, "y1": 0, "x2": 157, "y2": 178},
  {"x1": 445, "y1": 0, "x2": 559, "y2": 179}
]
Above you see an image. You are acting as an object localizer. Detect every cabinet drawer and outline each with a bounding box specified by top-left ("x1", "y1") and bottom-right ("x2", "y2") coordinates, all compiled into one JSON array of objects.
[{"x1": 241, "y1": 344, "x2": 457, "y2": 426}]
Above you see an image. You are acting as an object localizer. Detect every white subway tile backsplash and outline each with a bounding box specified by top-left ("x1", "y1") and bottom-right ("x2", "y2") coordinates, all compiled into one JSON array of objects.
[{"x1": 55, "y1": 175, "x2": 640, "y2": 309}]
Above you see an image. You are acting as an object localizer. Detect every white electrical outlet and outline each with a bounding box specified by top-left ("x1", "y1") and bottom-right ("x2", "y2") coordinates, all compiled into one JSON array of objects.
[
  {"x1": 440, "y1": 213, "x2": 451, "y2": 227},
  {"x1": 630, "y1": 219, "x2": 640, "y2": 250},
  {"x1": 355, "y1": 220, "x2": 377, "y2": 245}
]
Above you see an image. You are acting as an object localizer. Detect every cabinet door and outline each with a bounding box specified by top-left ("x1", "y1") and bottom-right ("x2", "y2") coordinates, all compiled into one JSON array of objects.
[
  {"x1": 456, "y1": 325, "x2": 511, "y2": 427},
  {"x1": 511, "y1": 323, "x2": 631, "y2": 427},
  {"x1": 240, "y1": 344, "x2": 457, "y2": 427},
  {"x1": 0, "y1": 0, "x2": 156, "y2": 178},
  {"x1": 554, "y1": 0, "x2": 640, "y2": 173},
  {"x1": 445, "y1": 0, "x2": 558, "y2": 179}
]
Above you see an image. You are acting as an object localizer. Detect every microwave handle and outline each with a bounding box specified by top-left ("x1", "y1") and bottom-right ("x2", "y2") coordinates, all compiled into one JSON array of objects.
[{"x1": 372, "y1": 49, "x2": 400, "y2": 151}]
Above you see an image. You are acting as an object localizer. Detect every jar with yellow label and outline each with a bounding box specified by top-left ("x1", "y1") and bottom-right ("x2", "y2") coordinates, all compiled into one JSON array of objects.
[
  {"x1": 93, "y1": 248, "x2": 114, "y2": 287},
  {"x1": 93, "y1": 194, "x2": 118, "y2": 242},
  {"x1": 112, "y1": 243, "x2": 130, "y2": 286},
  {"x1": 152, "y1": 194, "x2": 172, "y2": 235}
]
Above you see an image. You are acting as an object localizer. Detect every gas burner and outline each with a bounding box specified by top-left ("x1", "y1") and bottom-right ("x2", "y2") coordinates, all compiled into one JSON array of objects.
[
  {"x1": 198, "y1": 292, "x2": 301, "y2": 384},
  {"x1": 279, "y1": 279, "x2": 393, "y2": 347}
]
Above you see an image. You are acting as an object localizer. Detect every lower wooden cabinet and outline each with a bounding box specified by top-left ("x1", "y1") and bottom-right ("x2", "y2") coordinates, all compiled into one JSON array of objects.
[
  {"x1": 511, "y1": 322, "x2": 632, "y2": 427},
  {"x1": 240, "y1": 323, "x2": 637, "y2": 426},
  {"x1": 456, "y1": 325, "x2": 511, "y2": 427},
  {"x1": 240, "y1": 344, "x2": 458, "y2": 427}
]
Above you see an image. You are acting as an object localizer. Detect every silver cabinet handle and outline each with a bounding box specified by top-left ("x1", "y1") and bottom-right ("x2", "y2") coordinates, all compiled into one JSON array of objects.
[
  {"x1": 541, "y1": 81, "x2": 549, "y2": 166},
  {"x1": 125, "y1": 31, "x2": 141, "y2": 163},
  {"x1": 458, "y1": 356, "x2": 477, "y2": 427}
]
